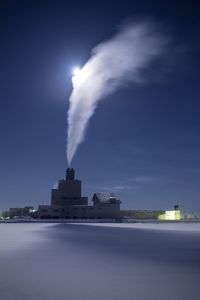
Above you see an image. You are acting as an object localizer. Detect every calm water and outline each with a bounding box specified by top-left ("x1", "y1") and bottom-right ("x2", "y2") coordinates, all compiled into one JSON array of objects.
[{"x1": 0, "y1": 223, "x2": 200, "y2": 300}]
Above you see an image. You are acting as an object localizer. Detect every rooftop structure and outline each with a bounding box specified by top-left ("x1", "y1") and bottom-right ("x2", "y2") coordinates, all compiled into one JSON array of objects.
[{"x1": 92, "y1": 192, "x2": 121, "y2": 206}]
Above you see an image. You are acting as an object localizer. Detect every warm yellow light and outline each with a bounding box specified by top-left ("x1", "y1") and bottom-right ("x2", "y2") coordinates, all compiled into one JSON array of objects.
[{"x1": 158, "y1": 210, "x2": 181, "y2": 221}]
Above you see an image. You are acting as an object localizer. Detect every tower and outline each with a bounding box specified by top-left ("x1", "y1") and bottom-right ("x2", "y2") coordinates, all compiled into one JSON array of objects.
[
  {"x1": 51, "y1": 168, "x2": 88, "y2": 206},
  {"x1": 66, "y1": 168, "x2": 75, "y2": 181}
]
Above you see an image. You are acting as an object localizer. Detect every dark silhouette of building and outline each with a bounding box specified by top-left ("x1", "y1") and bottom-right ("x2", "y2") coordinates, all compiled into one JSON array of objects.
[
  {"x1": 8, "y1": 207, "x2": 34, "y2": 218},
  {"x1": 51, "y1": 168, "x2": 88, "y2": 206},
  {"x1": 174, "y1": 205, "x2": 179, "y2": 211},
  {"x1": 38, "y1": 168, "x2": 121, "y2": 219}
]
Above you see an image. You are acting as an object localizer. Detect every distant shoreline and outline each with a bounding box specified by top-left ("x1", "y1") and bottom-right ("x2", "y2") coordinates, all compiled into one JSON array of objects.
[{"x1": 1, "y1": 218, "x2": 200, "y2": 224}]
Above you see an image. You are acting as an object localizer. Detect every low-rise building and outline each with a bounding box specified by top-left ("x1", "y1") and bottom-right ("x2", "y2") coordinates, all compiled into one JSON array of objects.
[
  {"x1": 158, "y1": 205, "x2": 181, "y2": 221},
  {"x1": 8, "y1": 206, "x2": 35, "y2": 218}
]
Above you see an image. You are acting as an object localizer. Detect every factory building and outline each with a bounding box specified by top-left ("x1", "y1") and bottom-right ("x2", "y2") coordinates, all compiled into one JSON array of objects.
[{"x1": 38, "y1": 168, "x2": 121, "y2": 219}]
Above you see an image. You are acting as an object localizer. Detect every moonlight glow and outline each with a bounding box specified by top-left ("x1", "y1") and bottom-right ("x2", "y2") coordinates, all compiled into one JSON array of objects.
[
  {"x1": 72, "y1": 66, "x2": 81, "y2": 76},
  {"x1": 71, "y1": 66, "x2": 82, "y2": 87},
  {"x1": 71, "y1": 65, "x2": 91, "y2": 88}
]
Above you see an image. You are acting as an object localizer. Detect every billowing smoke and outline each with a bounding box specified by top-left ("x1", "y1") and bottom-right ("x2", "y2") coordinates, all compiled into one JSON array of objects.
[{"x1": 67, "y1": 21, "x2": 167, "y2": 165}]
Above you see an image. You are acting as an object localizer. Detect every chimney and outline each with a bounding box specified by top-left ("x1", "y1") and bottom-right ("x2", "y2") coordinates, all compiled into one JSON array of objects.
[{"x1": 66, "y1": 168, "x2": 75, "y2": 181}]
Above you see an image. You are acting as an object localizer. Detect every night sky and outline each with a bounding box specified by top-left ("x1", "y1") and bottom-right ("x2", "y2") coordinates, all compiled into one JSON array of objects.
[{"x1": 0, "y1": 0, "x2": 200, "y2": 212}]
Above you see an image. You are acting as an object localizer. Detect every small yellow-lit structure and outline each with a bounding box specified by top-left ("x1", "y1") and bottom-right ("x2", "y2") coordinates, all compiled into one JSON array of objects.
[{"x1": 158, "y1": 205, "x2": 181, "y2": 221}]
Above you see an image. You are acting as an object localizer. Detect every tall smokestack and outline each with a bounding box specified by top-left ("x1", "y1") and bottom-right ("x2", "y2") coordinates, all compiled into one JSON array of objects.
[{"x1": 66, "y1": 168, "x2": 75, "y2": 181}]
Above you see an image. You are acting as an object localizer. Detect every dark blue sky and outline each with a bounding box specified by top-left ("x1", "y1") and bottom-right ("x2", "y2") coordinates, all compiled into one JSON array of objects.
[{"x1": 0, "y1": 0, "x2": 200, "y2": 212}]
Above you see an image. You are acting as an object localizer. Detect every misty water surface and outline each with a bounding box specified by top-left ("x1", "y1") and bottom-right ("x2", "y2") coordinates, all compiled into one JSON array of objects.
[{"x1": 0, "y1": 223, "x2": 200, "y2": 300}]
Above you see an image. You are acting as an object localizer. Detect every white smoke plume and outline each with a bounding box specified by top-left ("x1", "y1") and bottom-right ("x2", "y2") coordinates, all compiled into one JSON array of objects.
[{"x1": 67, "y1": 21, "x2": 167, "y2": 165}]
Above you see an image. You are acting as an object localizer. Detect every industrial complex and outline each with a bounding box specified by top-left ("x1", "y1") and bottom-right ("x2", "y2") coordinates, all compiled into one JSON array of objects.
[
  {"x1": 1, "y1": 168, "x2": 188, "y2": 221},
  {"x1": 38, "y1": 168, "x2": 121, "y2": 219}
]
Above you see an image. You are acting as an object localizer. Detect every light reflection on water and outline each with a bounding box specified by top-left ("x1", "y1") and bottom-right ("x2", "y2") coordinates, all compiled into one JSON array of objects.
[{"x1": 0, "y1": 223, "x2": 200, "y2": 300}]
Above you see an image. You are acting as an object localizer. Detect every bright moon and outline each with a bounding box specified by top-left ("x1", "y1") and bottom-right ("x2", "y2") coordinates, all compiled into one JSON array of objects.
[
  {"x1": 71, "y1": 66, "x2": 82, "y2": 88},
  {"x1": 72, "y1": 66, "x2": 81, "y2": 76},
  {"x1": 71, "y1": 65, "x2": 92, "y2": 88}
]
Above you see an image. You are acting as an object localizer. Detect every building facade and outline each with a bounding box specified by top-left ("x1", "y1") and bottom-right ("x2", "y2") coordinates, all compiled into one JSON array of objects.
[
  {"x1": 38, "y1": 168, "x2": 121, "y2": 219},
  {"x1": 158, "y1": 205, "x2": 181, "y2": 220},
  {"x1": 51, "y1": 168, "x2": 88, "y2": 206}
]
